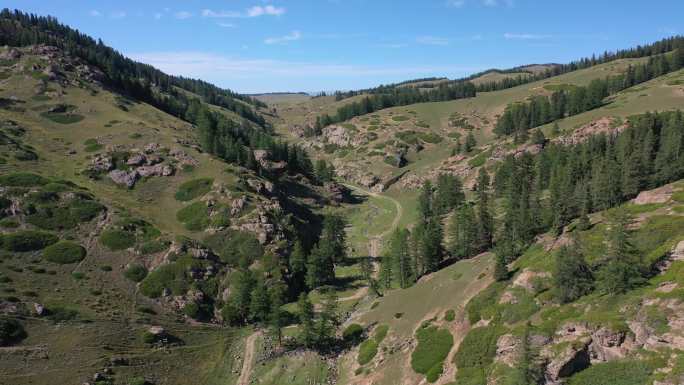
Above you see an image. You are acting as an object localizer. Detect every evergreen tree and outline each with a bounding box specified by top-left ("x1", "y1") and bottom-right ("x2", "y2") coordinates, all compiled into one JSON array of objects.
[
  {"x1": 464, "y1": 132, "x2": 477, "y2": 152},
  {"x1": 554, "y1": 244, "x2": 593, "y2": 303},
  {"x1": 230, "y1": 269, "x2": 255, "y2": 323},
  {"x1": 448, "y1": 204, "x2": 477, "y2": 259},
  {"x1": 249, "y1": 278, "x2": 271, "y2": 323},
  {"x1": 268, "y1": 284, "x2": 286, "y2": 346},
  {"x1": 289, "y1": 240, "x2": 308, "y2": 289},
  {"x1": 596, "y1": 209, "x2": 645, "y2": 294},
  {"x1": 494, "y1": 251, "x2": 509, "y2": 281},
  {"x1": 297, "y1": 293, "x2": 316, "y2": 348},
  {"x1": 531, "y1": 128, "x2": 546, "y2": 146},
  {"x1": 434, "y1": 174, "x2": 465, "y2": 216},
  {"x1": 306, "y1": 242, "x2": 335, "y2": 289},
  {"x1": 418, "y1": 180, "x2": 434, "y2": 222},
  {"x1": 475, "y1": 169, "x2": 494, "y2": 251},
  {"x1": 316, "y1": 290, "x2": 339, "y2": 347}
]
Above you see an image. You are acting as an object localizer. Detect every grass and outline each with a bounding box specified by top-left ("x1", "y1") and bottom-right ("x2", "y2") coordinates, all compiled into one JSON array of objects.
[
  {"x1": 374, "y1": 324, "x2": 389, "y2": 343},
  {"x1": 0, "y1": 172, "x2": 49, "y2": 187},
  {"x1": 411, "y1": 324, "x2": 453, "y2": 381},
  {"x1": 175, "y1": 178, "x2": 214, "y2": 201},
  {"x1": 42, "y1": 241, "x2": 86, "y2": 264},
  {"x1": 453, "y1": 325, "x2": 504, "y2": 385},
  {"x1": 358, "y1": 339, "x2": 378, "y2": 365},
  {"x1": 99, "y1": 229, "x2": 135, "y2": 250},
  {"x1": 83, "y1": 138, "x2": 103, "y2": 152},
  {"x1": 176, "y1": 201, "x2": 210, "y2": 231},
  {"x1": 567, "y1": 360, "x2": 653, "y2": 385},
  {"x1": 40, "y1": 111, "x2": 85, "y2": 124}
]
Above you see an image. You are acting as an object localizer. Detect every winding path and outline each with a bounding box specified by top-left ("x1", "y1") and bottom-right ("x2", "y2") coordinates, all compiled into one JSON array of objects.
[{"x1": 237, "y1": 331, "x2": 261, "y2": 385}]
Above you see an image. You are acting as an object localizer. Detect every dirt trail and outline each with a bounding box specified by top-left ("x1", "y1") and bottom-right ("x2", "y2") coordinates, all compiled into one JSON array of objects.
[{"x1": 237, "y1": 331, "x2": 261, "y2": 385}]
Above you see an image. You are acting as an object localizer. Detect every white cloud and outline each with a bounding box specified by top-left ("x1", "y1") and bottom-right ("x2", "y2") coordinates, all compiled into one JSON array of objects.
[
  {"x1": 446, "y1": 0, "x2": 466, "y2": 8},
  {"x1": 264, "y1": 31, "x2": 302, "y2": 45},
  {"x1": 416, "y1": 36, "x2": 450, "y2": 46},
  {"x1": 110, "y1": 11, "x2": 127, "y2": 19},
  {"x1": 89, "y1": 10, "x2": 101, "y2": 17},
  {"x1": 201, "y1": 5, "x2": 285, "y2": 19},
  {"x1": 247, "y1": 5, "x2": 286, "y2": 17},
  {"x1": 174, "y1": 11, "x2": 192, "y2": 20},
  {"x1": 504, "y1": 33, "x2": 552, "y2": 40},
  {"x1": 129, "y1": 51, "x2": 479, "y2": 78}
]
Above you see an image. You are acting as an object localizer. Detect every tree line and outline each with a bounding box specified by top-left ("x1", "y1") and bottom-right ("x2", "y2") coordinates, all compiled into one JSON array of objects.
[
  {"x1": 495, "y1": 48, "x2": 684, "y2": 139},
  {"x1": 0, "y1": 9, "x2": 266, "y2": 126},
  {"x1": 315, "y1": 82, "x2": 476, "y2": 129}
]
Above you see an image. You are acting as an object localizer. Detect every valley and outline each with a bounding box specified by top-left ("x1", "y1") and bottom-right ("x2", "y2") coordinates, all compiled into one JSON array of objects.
[{"x1": 1, "y1": 6, "x2": 684, "y2": 385}]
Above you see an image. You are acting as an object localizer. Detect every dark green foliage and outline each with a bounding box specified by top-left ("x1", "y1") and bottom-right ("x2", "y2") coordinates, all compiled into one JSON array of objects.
[
  {"x1": 411, "y1": 324, "x2": 453, "y2": 379},
  {"x1": 319, "y1": 82, "x2": 476, "y2": 126},
  {"x1": 596, "y1": 209, "x2": 645, "y2": 294},
  {"x1": 83, "y1": 138, "x2": 103, "y2": 152},
  {"x1": 26, "y1": 196, "x2": 105, "y2": 230},
  {"x1": 0, "y1": 172, "x2": 49, "y2": 187},
  {"x1": 43, "y1": 241, "x2": 86, "y2": 264},
  {"x1": 554, "y1": 244, "x2": 593, "y2": 303},
  {"x1": 176, "y1": 201, "x2": 210, "y2": 231},
  {"x1": 174, "y1": 178, "x2": 213, "y2": 201},
  {"x1": 139, "y1": 255, "x2": 207, "y2": 298},
  {"x1": 204, "y1": 230, "x2": 263, "y2": 267},
  {"x1": 380, "y1": 228, "x2": 413, "y2": 289},
  {"x1": 343, "y1": 323, "x2": 364, "y2": 344},
  {"x1": 444, "y1": 309, "x2": 455, "y2": 322},
  {"x1": 2, "y1": 230, "x2": 58, "y2": 251},
  {"x1": 124, "y1": 264, "x2": 148, "y2": 283},
  {"x1": 297, "y1": 293, "x2": 316, "y2": 348},
  {"x1": 314, "y1": 159, "x2": 335, "y2": 183},
  {"x1": 494, "y1": 252, "x2": 509, "y2": 281},
  {"x1": 41, "y1": 111, "x2": 84, "y2": 124},
  {"x1": 434, "y1": 174, "x2": 465, "y2": 216},
  {"x1": 137, "y1": 239, "x2": 170, "y2": 255},
  {"x1": 0, "y1": 317, "x2": 26, "y2": 346},
  {"x1": 448, "y1": 204, "x2": 477, "y2": 259},
  {"x1": 464, "y1": 132, "x2": 477, "y2": 152},
  {"x1": 46, "y1": 306, "x2": 78, "y2": 322},
  {"x1": 567, "y1": 360, "x2": 652, "y2": 385},
  {"x1": 99, "y1": 229, "x2": 135, "y2": 251}
]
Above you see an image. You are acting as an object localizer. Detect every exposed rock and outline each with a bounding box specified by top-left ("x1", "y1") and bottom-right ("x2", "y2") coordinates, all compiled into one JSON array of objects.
[
  {"x1": 588, "y1": 327, "x2": 634, "y2": 363},
  {"x1": 553, "y1": 117, "x2": 627, "y2": 146},
  {"x1": 169, "y1": 149, "x2": 198, "y2": 166},
  {"x1": 0, "y1": 47, "x2": 21, "y2": 60},
  {"x1": 148, "y1": 326, "x2": 166, "y2": 336},
  {"x1": 253, "y1": 150, "x2": 269, "y2": 162},
  {"x1": 498, "y1": 291, "x2": 518, "y2": 305},
  {"x1": 126, "y1": 153, "x2": 147, "y2": 166},
  {"x1": 231, "y1": 196, "x2": 247, "y2": 216},
  {"x1": 33, "y1": 303, "x2": 45, "y2": 316},
  {"x1": 323, "y1": 125, "x2": 353, "y2": 147},
  {"x1": 90, "y1": 155, "x2": 113, "y2": 172},
  {"x1": 108, "y1": 169, "x2": 139, "y2": 189},
  {"x1": 326, "y1": 182, "x2": 350, "y2": 204},
  {"x1": 136, "y1": 164, "x2": 174, "y2": 177},
  {"x1": 543, "y1": 337, "x2": 591, "y2": 383},
  {"x1": 495, "y1": 334, "x2": 522, "y2": 367},
  {"x1": 512, "y1": 268, "x2": 551, "y2": 292},
  {"x1": 144, "y1": 142, "x2": 161, "y2": 154},
  {"x1": 632, "y1": 184, "x2": 673, "y2": 205}
]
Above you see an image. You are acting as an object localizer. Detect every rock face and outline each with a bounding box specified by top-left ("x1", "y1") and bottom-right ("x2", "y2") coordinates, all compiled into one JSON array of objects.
[
  {"x1": 542, "y1": 337, "x2": 592, "y2": 384},
  {"x1": 512, "y1": 268, "x2": 551, "y2": 292},
  {"x1": 88, "y1": 154, "x2": 113, "y2": 172},
  {"x1": 495, "y1": 334, "x2": 522, "y2": 367},
  {"x1": 326, "y1": 182, "x2": 350, "y2": 204},
  {"x1": 323, "y1": 125, "x2": 353, "y2": 147},
  {"x1": 553, "y1": 117, "x2": 627, "y2": 146},
  {"x1": 108, "y1": 170, "x2": 139, "y2": 189},
  {"x1": 632, "y1": 184, "x2": 673, "y2": 204},
  {"x1": 136, "y1": 164, "x2": 174, "y2": 177}
]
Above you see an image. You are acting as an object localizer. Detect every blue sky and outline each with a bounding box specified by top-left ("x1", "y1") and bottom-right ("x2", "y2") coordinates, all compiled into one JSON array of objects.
[{"x1": 3, "y1": 1, "x2": 683, "y2": 93}]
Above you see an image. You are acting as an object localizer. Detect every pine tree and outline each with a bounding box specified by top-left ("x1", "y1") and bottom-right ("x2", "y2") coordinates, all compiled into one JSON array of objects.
[
  {"x1": 268, "y1": 284, "x2": 286, "y2": 346},
  {"x1": 494, "y1": 251, "x2": 509, "y2": 281},
  {"x1": 448, "y1": 204, "x2": 477, "y2": 259},
  {"x1": 249, "y1": 278, "x2": 271, "y2": 323},
  {"x1": 551, "y1": 122, "x2": 561, "y2": 136},
  {"x1": 434, "y1": 174, "x2": 465, "y2": 216},
  {"x1": 297, "y1": 293, "x2": 316, "y2": 348},
  {"x1": 596, "y1": 209, "x2": 645, "y2": 294},
  {"x1": 305, "y1": 242, "x2": 335, "y2": 289},
  {"x1": 531, "y1": 128, "x2": 546, "y2": 146},
  {"x1": 231, "y1": 269, "x2": 255, "y2": 323},
  {"x1": 464, "y1": 132, "x2": 477, "y2": 152},
  {"x1": 289, "y1": 240, "x2": 307, "y2": 289},
  {"x1": 316, "y1": 290, "x2": 339, "y2": 347},
  {"x1": 475, "y1": 169, "x2": 494, "y2": 251},
  {"x1": 554, "y1": 244, "x2": 593, "y2": 303},
  {"x1": 418, "y1": 181, "x2": 434, "y2": 221}
]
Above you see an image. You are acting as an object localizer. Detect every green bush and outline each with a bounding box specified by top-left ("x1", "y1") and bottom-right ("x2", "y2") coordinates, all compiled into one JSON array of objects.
[
  {"x1": 46, "y1": 306, "x2": 78, "y2": 322},
  {"x1": 124, "y1": 264, "x2": 148, "y2": 282},
  {"x1": 0, "y1": 317, "x2": 26, "y2": 346},
  {"x1": 0, "y1": 218, "x2": 19, "y2": 228},
  {"x1": 40, "y1": 111, "x2": 84, "y2": 124},
  {"x1": 411, "y1": 325, "x2": 453, "y2": 377},
  {"x1": 83, "y1": 138, "x2": 103, "y2": 152},
  {"x1": 26, "y1": 198, "x2": 105, "y2": 230},
  {"x1": 417, "y1": 132, "x2": 443, "y2": 144},
  {"x1": 139, "y1": 255, "x2": 203, "y2": 298},
  {"x1": 392, "y1": 115, "x2": 410, "y2": 122},
  {"x1": 137, "y1": 239, "x2": 169, "y2": 255},
  {"x1": 204, "y1": 230, "x2": 263, "y2": 266},
  {"x1": 2, "y1": 230, "x2": 58, "y2": 251},
  {"x1": 176, "y1": 202, "x2": 210, "y2": 231},
  {"x1": 175, "y1": 178, "x2": 213, "y2": 201},
  {"x1": 100, "y1": 229, "x2": 135, "y2": 250},
  {"x1": 343, "y1": 323, "x2": 364, "y2": 344},
  {"x1": 43, "y1": 241, "x2": 86, "y2": 264},
  {"x1": 0, "y1": 172, "x2": 49, "y2": 187},
  {"x1": 425, "y1": 361, "x2": 443, "y2": 383},
  {"x1": 444, "y1": 309, "x2": 455, "y2": 322},
  {"x1": 374, "y1": 324, "x2": 389, "y2": 343},
  {"x1": 357, "y1": 339, "x2": 378, "y2": 365},
  {"x1": 568, "y1": 360, "x2": 652, "y2": 385}
]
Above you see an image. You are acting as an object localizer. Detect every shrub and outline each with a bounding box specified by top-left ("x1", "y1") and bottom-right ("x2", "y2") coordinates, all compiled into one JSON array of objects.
[
  {"x1": 357, "y1": 339, "x2": 378, "y2": 365},
  {"x1": 71, "y1": 272, "x2": 85, "y2": 280},
  {"x1": 374, "y1": 324, "x2": 389, "y2": 343},
  {"x1": 343, "y1": 323, "x2": 364, "y2": 344},
  {"x1": 425, "y1": 362, "x2": 443, "y2": 383},
  {"x1": 444, "y1": 309, "x2": 455, "y2": 322},
  {"x1": 0, "y1": 317, "x2": 26, "y2": 346},
  {"x1": 124, "y1": 264, "x2": 148, "y2": 283},
  {"x1": 453, "y1": 325, "x2": 503, "y2": 384},
  {"x1": 40, "y1": 111, "x2": 84, "y2": 124},
  {"x1": 0, "y1": 172, "x2": 49, "y2": 187},
  {"x1": 0, "y1": 218, "x2": 19, "y2": 228},
  {"x1": 43, "y1": 241, "x2": 86, "y2": 264},
  {"x1": 137, "y1": 239, "x2": 169, "y2": 255},
  {"x1": 26, "y1": 198, "x2": 105, "y2": 230},
  {"x1": 139, "y1": 256, "x2": 198, "y2": 298},
  {"x1": 204, "y1": 230, "x2": 263, "y2": 266},
  {"x1": 411, "y1": 325, "x2": 453, "y2": 377},
  {"x1": 176, "y1": 202, "x2": 209, "y2": 231},
  {"x1": 46, "y1": 306, "x2": 78, "y2": 322},
  {"x1": 83, "y1": 138, "x2": 103, "y2": 152},
  {"x1": 2, "y1": 230, "x2": 58, "y2": 251},
  {"x1": 417, "y1": 132, "x2": 443, "y2": 144},
  {"x1": 100, "y1": 229, "x2": 135, "y2": 250},
  {"x1": 175, "y1": 178, "x2": 213, "y2": 201}
]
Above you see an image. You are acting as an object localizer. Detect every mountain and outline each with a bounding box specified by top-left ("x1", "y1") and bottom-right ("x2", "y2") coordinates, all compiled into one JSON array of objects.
[{"x1": 1, "y1": 9, "x2": 684, "y2": 385}]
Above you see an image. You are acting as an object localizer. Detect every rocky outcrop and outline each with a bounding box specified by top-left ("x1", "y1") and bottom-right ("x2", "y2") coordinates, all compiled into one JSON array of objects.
[
  {"x1": 136, "y1": 164, "x2": 174, "y2": 177},
  {"x1": 495, "y1": 334, "x2": 522, "y2": 367},
  {"x1": 108, "y1": 169, "x2": 139, "y2": 189},
  {"x1": 512, "y1": 268, "x2": 551, "y2": 292},
  {"x1": 632, "y1": 184, "x2": 673, "y2": 205},
  {"x1": 326, "y1": 182, "x2": 350, "y2": 204},
  {"x1": 542, "y1": 337, "x2": 591, "y2": 384},
  {"x1": 553, "y1": 117, "x2": 627, "y2": 146}
]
